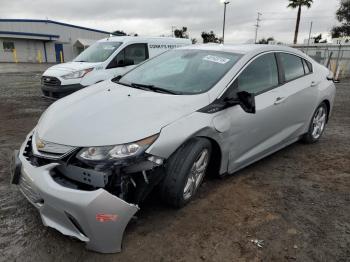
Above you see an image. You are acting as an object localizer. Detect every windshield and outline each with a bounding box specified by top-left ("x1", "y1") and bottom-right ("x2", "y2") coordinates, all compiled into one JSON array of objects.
[
  {"x1": 119, "y1": 49, "x2": 242, "y2": 94},
  {"x1": 74, "y1": 41, "x2": 122, "y2": 63}
]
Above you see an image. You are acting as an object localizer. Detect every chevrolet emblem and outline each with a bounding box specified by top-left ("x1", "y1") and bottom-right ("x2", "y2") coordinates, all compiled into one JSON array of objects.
[{"x1": 36, "y1": 139, "x2": 45, "y2": 149}]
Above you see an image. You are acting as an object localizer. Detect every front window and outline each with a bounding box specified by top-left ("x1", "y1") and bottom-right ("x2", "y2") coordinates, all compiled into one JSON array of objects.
[
  {"x1": 237, "y1": 53, "x2": 279, "y2": 94},
  {"x1": 119, "y1": 49, "x2": 241, "y2": 94},
  {"x1": 73, "y1": 41, "x2": 122, "y2": 63},
  {"x1": 107, "y1": 43, "x2": 148, "y2": 68}
]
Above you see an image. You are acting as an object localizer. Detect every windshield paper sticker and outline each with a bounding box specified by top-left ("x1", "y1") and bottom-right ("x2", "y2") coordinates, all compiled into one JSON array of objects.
[
  {"x1": 103, "y1": 46, "x2": 117, "y2": 50},
  {"x1": 203, "y1": 55, "x2": 230, "y2": 64}
]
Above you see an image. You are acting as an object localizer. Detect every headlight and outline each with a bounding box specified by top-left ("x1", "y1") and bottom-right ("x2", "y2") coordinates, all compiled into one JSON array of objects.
[
  {"x1": 77, "y1": 134, "x2": 158, "y2": 162},
  {"x1": 62, "y1": 68, "x2": 93, "y2": 79}
]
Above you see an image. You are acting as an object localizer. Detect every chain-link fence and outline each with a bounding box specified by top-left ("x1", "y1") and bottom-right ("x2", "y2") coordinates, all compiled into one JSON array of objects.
[{"x1": 292, "y1": 44, "x2": 350, "y2": 80}]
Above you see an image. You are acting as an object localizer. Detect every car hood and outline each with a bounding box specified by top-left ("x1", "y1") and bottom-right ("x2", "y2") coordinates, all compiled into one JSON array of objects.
[
  {"x1": 36, "y1": 81, "x2": 210, "y2": 147},
  {"x1": 43, "y1": 62, "x2": 102, "y2": 76}
]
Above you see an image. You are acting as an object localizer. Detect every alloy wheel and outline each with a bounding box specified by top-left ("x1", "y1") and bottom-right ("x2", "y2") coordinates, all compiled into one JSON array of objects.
[
  {"x1": 183, "y1": 149, "x2": 209, "y2": 200},
  {"x1": 311, "y1": 106, "x2": 326, "y2": 139}
]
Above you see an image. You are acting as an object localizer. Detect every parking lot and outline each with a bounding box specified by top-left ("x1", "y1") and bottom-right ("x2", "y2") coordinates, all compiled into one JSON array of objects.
[{"x1": 0, "y1": 66, "x2": 349, "y2": 261}]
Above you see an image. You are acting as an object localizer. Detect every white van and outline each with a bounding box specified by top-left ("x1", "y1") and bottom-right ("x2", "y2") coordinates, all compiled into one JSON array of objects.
[{"x1": 41, "y1": 36, "x2": 191, "y2": 98}]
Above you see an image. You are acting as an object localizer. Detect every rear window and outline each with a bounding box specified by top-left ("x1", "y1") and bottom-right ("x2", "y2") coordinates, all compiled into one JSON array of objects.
[{"x1": 279, "y1": 53, "x2": 305, "y2": 81}]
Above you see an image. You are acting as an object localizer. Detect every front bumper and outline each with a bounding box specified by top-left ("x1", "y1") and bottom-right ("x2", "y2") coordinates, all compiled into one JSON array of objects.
[
  {"x1": 11, "y1": 134, "x2": 139, "y2": 253},
  {"x1": 41, "y1": 84, "x2": 84, "y2": 99}
]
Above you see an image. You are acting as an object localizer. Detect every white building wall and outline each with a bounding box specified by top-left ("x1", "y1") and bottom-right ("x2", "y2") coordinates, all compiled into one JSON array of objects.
[
  {"x1": 45, "y1": 42, "x2": 56, "y2": 63},
  {"x1": 0, "y1": 20, "x2": 110, "y2": 63},
  {"x1": 0, "y1": 38, "x2": 47, "y2": 63}
]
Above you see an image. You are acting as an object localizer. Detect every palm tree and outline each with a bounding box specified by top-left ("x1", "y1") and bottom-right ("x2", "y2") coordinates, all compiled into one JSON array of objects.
[{"x1": 288, "y1": 0, "x2": 313, "y2": 44}]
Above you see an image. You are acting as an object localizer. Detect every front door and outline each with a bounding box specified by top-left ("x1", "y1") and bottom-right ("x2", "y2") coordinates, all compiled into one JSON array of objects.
[
  {"x1": 55, "y1": 43, "x2": 64, "y2": 63},
  {"x1": 106, "y1": 43, "x2": 149, "y2": 78},
  {"x1": 223, "y1": 52, "x2": 288, "y2": 173}
]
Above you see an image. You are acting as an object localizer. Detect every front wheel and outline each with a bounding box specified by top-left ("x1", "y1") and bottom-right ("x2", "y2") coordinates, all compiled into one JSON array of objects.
[
  {"x1": 302, "y1": 102, "x2": 328, "y2": 143},
  {"x1": 160, "y1": 138, "x2": 212, "y2": 208}
]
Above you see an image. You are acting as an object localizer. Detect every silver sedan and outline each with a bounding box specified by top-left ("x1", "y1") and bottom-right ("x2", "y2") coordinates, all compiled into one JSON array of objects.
[{"x1": 11, "y1": 44, "x2": 336, "y2": 253}]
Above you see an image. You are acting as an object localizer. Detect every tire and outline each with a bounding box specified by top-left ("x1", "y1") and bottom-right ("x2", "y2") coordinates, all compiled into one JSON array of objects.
[
  {"x1": 302, "y1": 102, "x2": 328, "y2": 144},
  {"x1": 160, "y1": 138, "x2": 212, "y2": 208}
]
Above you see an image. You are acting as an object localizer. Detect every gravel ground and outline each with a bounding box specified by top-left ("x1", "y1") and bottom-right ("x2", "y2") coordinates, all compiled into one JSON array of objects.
[{"x1": 0, "y1": 68, "x2": 349, "y2": 262}]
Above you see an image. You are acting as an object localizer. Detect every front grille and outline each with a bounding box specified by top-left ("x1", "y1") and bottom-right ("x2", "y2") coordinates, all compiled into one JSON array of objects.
[
  {"x1": 32, "y1": 132, "x2": 76, "y2": 160},
  {"x1": 42, "y1": 76, "x2": 61, "y2": 86},
  {"x1": 22, "y1": 135, "x2": 52, "y2": 167},
  {"x1": 38, "y1": 141, "x2": 75, "y2": 155},
  {"x1": 19, "y1": 175, "x2": 43, "y2": 204}
]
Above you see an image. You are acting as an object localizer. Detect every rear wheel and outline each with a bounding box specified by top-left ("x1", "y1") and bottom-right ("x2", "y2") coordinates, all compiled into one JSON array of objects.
[
  {"x1": 160, "y1": 138, "x2": 212, "y2": 208},
  {"x1": 302, "y1": 103, "x2": 328, "y2": 143}
]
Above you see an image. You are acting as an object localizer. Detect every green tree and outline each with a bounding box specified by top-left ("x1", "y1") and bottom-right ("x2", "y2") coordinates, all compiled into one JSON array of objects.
[
  {"x1": 174, "y1": 27, "x2": 189, "y2": 38},
  {"x1": 112, "y1": 30, "x2": 127, "y2": 36},
  {"x1": 258, "y1": 37, "x2": 275, "y2": 44},
  {"x1": 191, "y1": 38, "x2": 198, "y2": 44},
  {"x1": 332, "y1": 0, "x2": 350, "y2": 38},
  {"x1": 288, "y1": 0, "x2": 314, "y2": 44},
  {"x1": 201, "y1": 31, "x2": 222, "y2": 43},
  {"x1": 311, "y1": 33, "x2": 327, "y2": 43}
]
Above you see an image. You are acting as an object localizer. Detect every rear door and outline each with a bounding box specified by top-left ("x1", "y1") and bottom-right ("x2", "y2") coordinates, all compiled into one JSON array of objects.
[
  {"x1": 106, "y1": 43, "x2": 149, "y2": 77},
  {"x1": 275, "y1": 52, "x2": 319, "y2": 139},
  {"x1": 224, "y1": 52, "x2": 289, "y2": 172}
]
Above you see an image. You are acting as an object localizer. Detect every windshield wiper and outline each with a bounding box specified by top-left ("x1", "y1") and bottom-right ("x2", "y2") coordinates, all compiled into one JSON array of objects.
[{"x1": 131, "y1": 83, "x2": 181, "y2": 95}]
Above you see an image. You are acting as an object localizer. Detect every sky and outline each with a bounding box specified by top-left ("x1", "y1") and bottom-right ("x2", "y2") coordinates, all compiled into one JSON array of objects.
[{"x1": 0, "y1": 0, "x2": 341, "y2": 44}]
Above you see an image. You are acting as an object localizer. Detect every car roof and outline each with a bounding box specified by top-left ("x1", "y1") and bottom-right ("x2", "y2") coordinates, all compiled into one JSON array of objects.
[{"x1": 180, "y1": 44, "x2": 305, "y2": 56}]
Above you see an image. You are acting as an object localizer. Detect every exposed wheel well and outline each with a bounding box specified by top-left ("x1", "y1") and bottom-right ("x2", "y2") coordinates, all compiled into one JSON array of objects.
[
  {"x1": 197, "y1": 136, "x2": 222, "y2": 177},
  {"x1": 322, "y1": 99, "x2": 330, "y2": 123}
]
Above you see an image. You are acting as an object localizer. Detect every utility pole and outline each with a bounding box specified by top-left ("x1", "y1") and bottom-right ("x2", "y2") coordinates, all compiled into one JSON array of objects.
[
  {"x1": 307, "y1": 21, "x2": 313, "y2": 45},
  {"x1": 306, "y1": 21, "x2": 313, "y2": 54},
  {"x1": 222, "y1": 1, "x2": 230, "y2": 44},
  {"x1": 254, "y1": 12, "x2": 262, "y2": 44}
]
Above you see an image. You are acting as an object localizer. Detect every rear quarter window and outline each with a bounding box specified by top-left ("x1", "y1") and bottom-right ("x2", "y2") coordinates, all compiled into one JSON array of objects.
[
  {"x1": 302, "y1": 59, "x2": 311, "y2": 74},
  {"x1": 305, "y1": 59, "x2": 313, "y2": 73}
]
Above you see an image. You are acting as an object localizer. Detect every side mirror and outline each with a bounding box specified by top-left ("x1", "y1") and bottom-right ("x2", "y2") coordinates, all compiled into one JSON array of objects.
[
  {"x1": 224, "y1": 91, "x2": 256, "y2": 114},
  {"x1": 236, "y1": 91, "x2": 256, "y2": 114},
  {"x1": 223, "y1": 80, "x2": 256, "y2": 114}
]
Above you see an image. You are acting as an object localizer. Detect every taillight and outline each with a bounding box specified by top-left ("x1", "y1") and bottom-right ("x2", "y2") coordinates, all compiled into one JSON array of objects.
[{"x1": 326, "y1": 70, "x2": 334, "y2": 82}]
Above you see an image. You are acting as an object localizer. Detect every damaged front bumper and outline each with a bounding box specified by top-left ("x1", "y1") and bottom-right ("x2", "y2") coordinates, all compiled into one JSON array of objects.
[{"x1": 11, "y1": 134, "x2": 139, "y2": 253}]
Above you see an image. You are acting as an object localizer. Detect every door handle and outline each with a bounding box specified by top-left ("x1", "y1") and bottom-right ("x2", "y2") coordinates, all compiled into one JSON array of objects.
[{"x1": 274, "y1": 96, "x2": 286, "y2": 105}]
